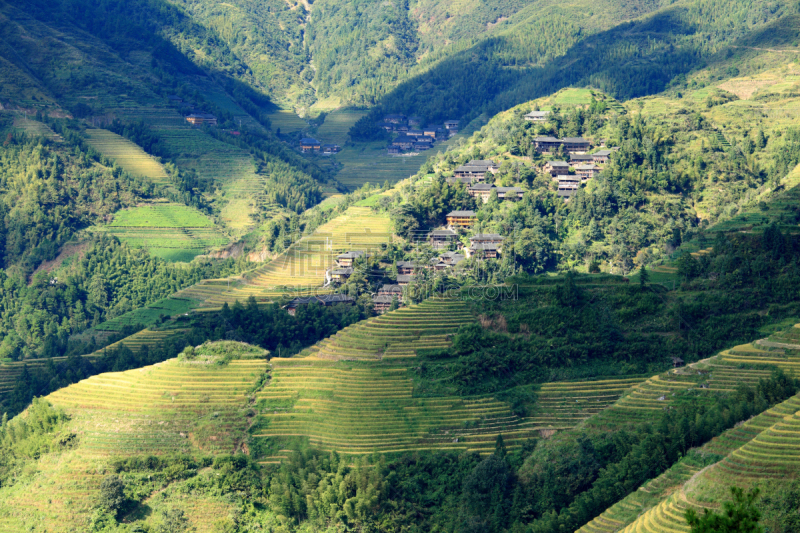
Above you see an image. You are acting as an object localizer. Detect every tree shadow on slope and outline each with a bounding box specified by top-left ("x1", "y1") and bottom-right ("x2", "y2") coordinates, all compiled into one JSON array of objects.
[{"x1": 374, "y1": 3, "x2": 800, "y2": 123}]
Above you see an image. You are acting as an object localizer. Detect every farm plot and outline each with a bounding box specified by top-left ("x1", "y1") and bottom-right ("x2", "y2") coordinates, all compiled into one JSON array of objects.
[
  {"x1": 265, "y1": 109, "x2": 308, "y2": 134},
  {"x1": 529, "y1": 378, "x2": 645, "y2": 430},
  {"x1": 95, "y1": 203, "x2": 229, "y2": 261},
  {"x1": 0, "y1": 355, "x2": 100, "y2": 394},
  {"x1": 191, "y1": 206, "x2": 393, "y2": 306},
  {"x1": 47, "y1": 342, "x2": 267, "y2": 457},
  {"x1": 315, "y1": 109, "x2": 367, "y2": 146},
  {"x1": 0, "y1": 343, "x2": 267, "y2": 532},
  {"x1": 85, "y1": 129, "x2": 170, "y2": 186},
  {"x1": 12, "y1": 116, "x2": 62, "y2": 141},
  {"x1": 579, "y1": 392, "x2": 800, "y2": 533},
  {"x1": 334, "y1": 141, "x2": 439, "y2": 190},
  {"x1": 253, "y1": 298, "x2": 543, "y2": 455},
  {"x1": 127, "y1": 109, "x2": 279, "y2": 231},
  {"x1": 93, "y1": 297, "x2": 197, "y2": 332}
]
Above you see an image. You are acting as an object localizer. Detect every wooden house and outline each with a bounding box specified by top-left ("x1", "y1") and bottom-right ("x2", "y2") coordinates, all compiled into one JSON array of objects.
[
  {"x1": 446, "y1": 210, "x2": 477, "y2": 228},
  {"x1": 428, "y1": 229, "x2": 458, "y2": 249},
  {"x1": 544, "y1": 160, "x2": 570, "y2": 176},
  {"x1": 186, "y1": 113, "x2": 217, "y2": 126},
  {"x1": 391, "y1": 135, "x2": 414, "y2": 150},
  {"x1": 379, "y1": 284, "x2": 404, "y2": 297},
  {"x1": 439, "y1": 251, "x2": 465, "y2": 267},
  {"x1": 336, "y1": 251, "x2": 365, "y2": 267},
  {"x1": 330, "y1": 268, "x2": 353, "y2": 283},
  {"x1": 496, "y1": 186, "x2": 524, "y2": 201},
  {"x1": 396, "y1": 274, "x2": 414, "y2": 286},
  {"x1": 454, "y1": 160, "x2": 498, "y2": 181},
  {"x1": 444, "y1": 120, "x2": 460, "y2": 131},
  {"x1": 384, "y1": 114, "x2": 406, "y2": 124},
  {"x1": 397, "y1": 260, "x2": 424, "y2": 275},
  {"x1": 300, "y1": 137, "x2": 321, "y2": 153},
  {"x1": 372, "y1": 294, "x2": 396, "y2": 314},
  {"x1": 396, "y1": 124, "x2": 409, "y2": 133},
  {"x1": 408, "y1": 116, "x2": 422, "y2": 127},
  {"x1": 284, "y1": 294, "x2": 355, "y2": 316},
  {"x1": 524, "y1": 110, "x2": 550, "y2": 122},
  {"x1": 322, "y1": 144, "x2": 341, "y2": 154},
  {"x1": 413, "y1": 141, "x2": 433, "y2": 151},
  {"x1": 423, "y1": 126, "x2": 438, "y2": 138},
  {"x1": 407, "y1": 129, "x2": 424, "y2": 138},
  {"x1": 672, "y1": 357, "x2": 685, "y2": 368},
  {"x1": 468, "y1": 242, "x2": 500, "y2": 259},
  {"x1": 561, "y1": 137, "x2": 591, "y2": 153},
  {"x1": 592, "y1": 150, "x2": 612, "y2": 164},
  {"x1": 557, "y1": 175, "x2": 580, "y2": 201},
  {"x1": 468, "y1": 183, "x2": 495, "y2": 203},
  {"x1": 470, "y1": 233, "x2": 504, "y2": 246},
  {"x1": 533, "y1": 136, "x2": 562, "y2": 153},
  {"x1": 167, "y1": 95, "x2": 183, "y2": 104},
  {"x1": 569, "y1": 154, "x2": 594, "y2": 165},
  {"x1": 574, "y1": 163, "x2": 600, "y2": 180}
]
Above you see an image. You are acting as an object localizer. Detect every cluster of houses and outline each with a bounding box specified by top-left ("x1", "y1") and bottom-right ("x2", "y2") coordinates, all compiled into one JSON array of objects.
[
  {"x1": 283, "y1": 228, "x2": 507, "y2": 315},
  {"x1": 444, "y1": 160, "x2": 525, "y2": 203},
  {"x1": 385, "y1": 114, "x2": 460, "y2": 154},
  {"x1": 542, "y1": 149, "x2": 615, "y2": 200},
  {"x1": 299, "y1": 137, "x2": 341, "y2": 154}
]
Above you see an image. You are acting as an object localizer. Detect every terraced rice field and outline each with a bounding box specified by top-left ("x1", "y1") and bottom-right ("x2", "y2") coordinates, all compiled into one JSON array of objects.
[
  {"x1": 265, "y1": 109, "x2": 309, "y2": 134},
  {"x1": 178, "y1": 206, "x2": 392, "y2": 306},
  {"x1": 586, "y1": 334, "x2": 797, "y2": 431},
  {"x1": 578, "y1": 327, "x2": 800, "y2": 533},
  {"x1": 254, "y1": 299, "x2": 641, "y2": 456},
  {"x1": 94, "y1": 297, "x2": 197, "y2": 332},
  {"x1": 0, "y1": 343, "x2": 267, "y2": 532},
  {"x1": 85, "y1": 129, "x2": 170, "y2": 186},
  {"x1": 95, "y1": 203, "x2": 229, "y2": 261},
  {"x1": 12, "y1": 116, "x2": 63, "y2": 141},
  {"x1": 315, "y1": 109, "x2": 367, "y2": 146},
  {"x1": 253, "y1": 299, "x2": 542, "y2": 455},
  {"x1": 0, "y1": 355, "x2": 100, "y2": 394},
  {"x1": 335, "y1": 141, "x2": 438, "y2": 189},
  {"x1": 94, "y1": 328, "x2": 191, "y2": 355},
  {"x1": 579, "y1": 393, "x2": 800, "y2": 533},
  {"x1": 529, "y1": 377, "x2": 645, "y2": 429},
  {"x1": 47, "y1": 346, "x2": 266, "y2": 457},
  {"x1": 111, "y1": 106, "x2": 278, "y2": 231}
]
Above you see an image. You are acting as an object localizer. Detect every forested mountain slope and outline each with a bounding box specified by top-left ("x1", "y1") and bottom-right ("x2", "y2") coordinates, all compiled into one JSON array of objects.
[{"x1": 372, "y1": 0, "x2": 800, "y2": 123}]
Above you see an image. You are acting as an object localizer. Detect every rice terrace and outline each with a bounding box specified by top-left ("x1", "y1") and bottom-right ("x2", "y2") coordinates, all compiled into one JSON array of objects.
[{"x1": 5, "y1": 0, "x2": 800, "y2": 531}]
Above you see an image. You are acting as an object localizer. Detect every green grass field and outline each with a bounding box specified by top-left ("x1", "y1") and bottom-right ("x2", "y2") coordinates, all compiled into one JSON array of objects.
[{"x1": 94, "y1": 203, "x2": 229, "y2": 261}]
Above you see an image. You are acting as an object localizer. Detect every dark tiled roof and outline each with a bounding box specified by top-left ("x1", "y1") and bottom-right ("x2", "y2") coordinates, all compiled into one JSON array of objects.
[
  {"x1": 396, "y1": 275, "x2": 415, "y2": 283},
  {"x1": 429, "y1": 229, "x2": 457, "y2": 237},
  {"x1": 447, "y1": 210, "x2": 476, "y2": 217},
  {"x1": 301, "y1": 137, "x2": 320, "y2": 144},
  {"x1": 372, "y1": 294, "x2": 396, "y2": 304},
  {"x1": 331, "y1": 268, "x2": 354, "y2": 275},
  {"x1": 562, "y1": 137, "x2": 590, "y2": 143},
  {"x1": 470, "y1": 233, "x2": 503, "y2": 241},
  {"x1": 337, "y1": 251, "x2": 365, "y2": 259}
]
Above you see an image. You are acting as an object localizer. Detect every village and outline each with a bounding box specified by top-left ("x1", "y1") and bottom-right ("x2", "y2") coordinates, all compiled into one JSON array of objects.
[
  {"x1": 282, "y1": 107, "x2": 617, "y2": 317},
  {"x1": 382, "y1": 114, "x2": 460, "y2": 155}
]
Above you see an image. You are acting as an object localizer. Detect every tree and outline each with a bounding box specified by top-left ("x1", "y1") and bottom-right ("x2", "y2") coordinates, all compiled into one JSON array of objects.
[
  {"x1": 639, "y1": 264, "x2": 649, "y2": 289},
  {"x1": 588, "y1": 260, "x2": 601, "y2": 273},
  {"x1": 676, "y1": 253, "x2": 700, "y2": 281},
  {"x1": 685, "y1": 487, "x2": 762, "y2": 533},
  {"x1": 98, "y1": 475, "x2": 126, "y2": 516}
]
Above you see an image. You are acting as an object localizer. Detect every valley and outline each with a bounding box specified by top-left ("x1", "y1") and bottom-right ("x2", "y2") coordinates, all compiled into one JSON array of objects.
[{"x1": 3, "y1": 0, "x2": 800, "y2": 531}]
